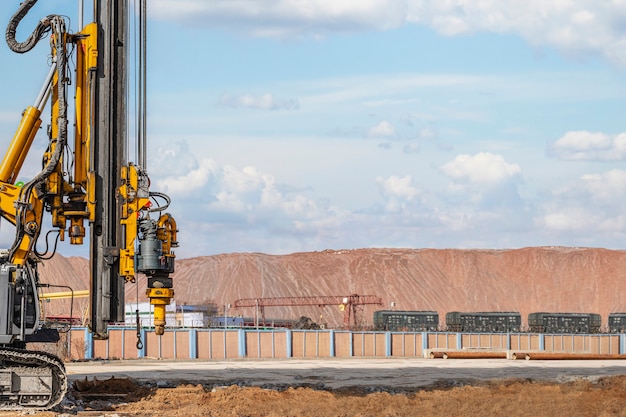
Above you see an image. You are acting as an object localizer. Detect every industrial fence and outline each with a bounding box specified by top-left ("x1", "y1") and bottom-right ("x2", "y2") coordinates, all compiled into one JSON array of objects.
[{"x1": 58, "y1": 327, "x2": 626, "y2": 361}]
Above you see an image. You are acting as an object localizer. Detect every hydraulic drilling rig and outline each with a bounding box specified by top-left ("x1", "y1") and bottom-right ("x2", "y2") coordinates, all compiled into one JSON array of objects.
[{"x1": 0, "y1": 0, "x2": 178, "y2": 409}]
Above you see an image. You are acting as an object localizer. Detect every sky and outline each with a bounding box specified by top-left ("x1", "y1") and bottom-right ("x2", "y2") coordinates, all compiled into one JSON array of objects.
[{"x1": 0, "y1": 1, "x2": 626, "y2": 258}]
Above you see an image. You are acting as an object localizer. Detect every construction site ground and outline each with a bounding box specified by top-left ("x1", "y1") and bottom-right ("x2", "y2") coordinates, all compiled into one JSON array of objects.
[{"x1": 4, "y1": 358, "x2": 626, "y2": 416}]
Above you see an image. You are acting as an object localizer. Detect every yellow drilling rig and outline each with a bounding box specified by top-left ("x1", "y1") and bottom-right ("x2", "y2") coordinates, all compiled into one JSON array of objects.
[{"x1": 0, "y1": 0, "x2": 178, "y2": 409}]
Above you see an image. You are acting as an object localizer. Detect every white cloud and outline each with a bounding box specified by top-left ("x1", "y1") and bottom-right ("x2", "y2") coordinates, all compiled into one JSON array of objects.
[
  {"x1": 221, "y1": 165, "x2": 266, "y2": 194},
  {"x1": 579, "y1": 170, "x2": 626, "y2": 201},
  {"x1": 149, "y1": 140, "x2": 201, "y2": 178},
  {"x1": 377, "y1": 175, "x2": 419, "y2": 200},
  {"x1": 152, "y1": 149, "x2": 342, "y2": 245},
  {"x1": 218, "y1": 93, "x2": 300, "y2": 111},
  {"x1": 368, "y1": 121, "x2": 396, "y2": 138},
  {"x1": 540, "y1": 169, "x2": 626, "y2": 233},
  {"x1": 374, "y1": 175, "x2": 432, "y2": 216},
  {"x1": 440, "y1": 152, "x2": 521, "y2": 184},
  {"x1": 549, "y1": 131, "x2": 626, "y2": 161},
  {"x1": 152, "y1": 0, "x2": 626, "y2": 66},
  {"x1": 409, "y1": 1, "x2": 626, "y2": 65},
  {"x1": 152, "y1": 0, "x2": 407, "y2": 37},
  {"x1": 156, "y1": 158, "x2": 218, "y2": 196},
  {"x1": 208, "y1": 164, "x2": 323, "y2": 218},
  {"x1": 146, "y1": 142, "x2": 626, "y2": 255}
]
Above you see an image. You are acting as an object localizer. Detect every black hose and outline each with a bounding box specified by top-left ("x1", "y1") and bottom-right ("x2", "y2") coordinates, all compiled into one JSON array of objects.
[
  {"x1": 5, "y1": 0, "x2": 54, "y2": 54},
  {"x1": 5, "y1": 5, "x2": 69, "y2": 261}
]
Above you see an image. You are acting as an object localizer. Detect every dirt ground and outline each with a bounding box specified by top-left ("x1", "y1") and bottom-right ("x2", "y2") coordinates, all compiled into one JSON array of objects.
[{"x1": 2, "y1": 374, "x2": 626, "y2": 417}]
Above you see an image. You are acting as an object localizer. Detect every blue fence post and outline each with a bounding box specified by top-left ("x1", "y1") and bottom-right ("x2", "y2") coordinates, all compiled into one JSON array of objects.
[
  {"x1": 105, "y1": 330, "x2": 110, "y2": 359},
  {"x1": 238, "y1": 329, "x2": 246, "y2": 358},
  {"x1": 539, "y1": 334, "x2": 545, "y2": 351},
  {"x1": 422, "y1": 332, "x2": 428, "y2": 354},
  {"x1": 303, "y1": 331, "x2": 307, "y2": 357},
  {"x1": 349, "y1": 331, "x2": 353, "y2": 357},
  {"x1": 189, "y1": 329, "x2": 197, "y2": 359},
  {"x1": 121, "y1": 329, "x2": 126, "y2": 359},
  {"x1": 385, "y1": 332, "x2": 392, "y2": 357},
  {"x1": 329, "y1": 330, "x2": 335, "y2": 357},
  {"x1": 137, "y1": 328, "x2": 146, "y2": 358},
  {"x1": 84, "y1": 328, "x2": 93, "y2": 360},
  {"x1": 456, "y1": 332, "x2": 462, "y2": 350},
  {"x1": 621, "y1": 334, "x2": 626, "y2": 355},
  {"x1": 285, "y1": 329, "x2": 292, "y2": 358}
]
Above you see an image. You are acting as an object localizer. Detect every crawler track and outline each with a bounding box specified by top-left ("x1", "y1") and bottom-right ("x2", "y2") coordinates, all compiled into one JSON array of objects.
[{"x1": 0, "y1": 347, "x2": 66, "y2": 410}]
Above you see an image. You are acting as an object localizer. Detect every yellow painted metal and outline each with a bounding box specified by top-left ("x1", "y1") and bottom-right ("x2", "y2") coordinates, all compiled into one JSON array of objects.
[
  {"x1": 119, "y1": 164, "x2": 150, "y2": 282},
  {"x1": 9, "y1": 109, "x2": 41, "y2": 184},
  {"x1": 53, "y1": 23, "x2": 99, "y2": 243},
  {"x1": 0, "y1": 106, "x2": 42, "y2": 183},
  {"x1": 146, "y1": 288, "x2": 175, "y2": 336},
  {"x1": 0, "y1": 24, "x2": 98, "y2": 267},
  {"x1": 40, "y1": 290, "x2": 90, "y2": 300},
  {"x1": 146, "y1": 288, "x2": 174, "y2": 299},
  {"x1": 0, "y1": 8, "x2": 174, "y2": 339},
  {"x1": 86, "y1": 171, "x2": 96, "y2": 222},
  {"x1": 157, "y1": 213, "x2": 178, "y2": 257},
  {"x1": 74, "y1": 23, "x2": 97, "y2": 190},
  {"x1": 0, "y1": 182, "x2": 43, "y2": 266},
  {"x1": 47, "y1": 33, "x2": 62, "y2": 198},
  {"x1": 13, "y1": 116, "x2": 42, "y2": 184},
  {"x1": 0, "y1": 102, "x2": 47, "y2": 266}
]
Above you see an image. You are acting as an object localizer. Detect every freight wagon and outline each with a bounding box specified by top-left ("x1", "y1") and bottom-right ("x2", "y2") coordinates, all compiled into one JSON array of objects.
[
  {"x1": 373, "y1": 310, "x2": 439, "y2": 332},
  {"x1": 445, "y1": 311, "x2": 522, "y2": 333},
  {"x1": 527, "y1": 312, "x2": 601, "y2": 334},
  {"x1": 608, "y1": 313, "x2": 626, "y2": 333}
]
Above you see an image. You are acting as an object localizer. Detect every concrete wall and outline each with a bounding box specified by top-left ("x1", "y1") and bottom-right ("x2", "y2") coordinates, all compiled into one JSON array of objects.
[{"x1": 65, "y1": 328, "x2": 626, "y2": 360}]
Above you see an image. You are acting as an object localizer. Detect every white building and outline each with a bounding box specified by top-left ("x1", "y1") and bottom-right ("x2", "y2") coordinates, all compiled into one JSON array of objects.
[
  {"x1": 124, "y1": 301, "x2": 177, "y2": 328},
  {"x1": 124, "y1": 301, "x2": 210, "y2": 328}
]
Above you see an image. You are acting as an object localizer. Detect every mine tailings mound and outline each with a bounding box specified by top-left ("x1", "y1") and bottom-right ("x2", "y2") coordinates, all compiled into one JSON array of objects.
[{"x1": 41, "y1": 247, "x2": 626, "y2": 329}]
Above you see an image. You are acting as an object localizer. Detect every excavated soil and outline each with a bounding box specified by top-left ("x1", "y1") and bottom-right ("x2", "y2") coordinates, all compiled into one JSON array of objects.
[{"x1": 4, "y1": 375, "x2": 626, "y2": 416}]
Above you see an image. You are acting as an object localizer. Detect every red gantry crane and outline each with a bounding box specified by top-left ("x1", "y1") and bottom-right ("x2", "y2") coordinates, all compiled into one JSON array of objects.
[{"x1": 232, "y1": 294, "x2": 383, "y2": 329}]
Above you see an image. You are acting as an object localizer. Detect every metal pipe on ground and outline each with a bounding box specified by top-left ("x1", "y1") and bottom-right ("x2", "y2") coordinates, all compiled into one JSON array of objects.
[
  {"x1": 511, "y1": 352, "x2": 626, "y2": 360},
  {"x1": 429, "y1": 351, "x2": 508, "y2": 359}
]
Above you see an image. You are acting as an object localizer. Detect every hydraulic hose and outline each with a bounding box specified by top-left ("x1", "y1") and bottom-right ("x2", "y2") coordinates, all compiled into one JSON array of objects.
[
  {"x1": 5, "y1": 2, "x2": 69, "y2": 261},
  {"x1": 18, "y1": 15, "x2": 68, "y2": 204},
  {"x1": 5, "y1": 1, "x2": 69, "y2": 187},
  {"x1": 5, "y1": 0, "x2": 54, "y2": 54}
]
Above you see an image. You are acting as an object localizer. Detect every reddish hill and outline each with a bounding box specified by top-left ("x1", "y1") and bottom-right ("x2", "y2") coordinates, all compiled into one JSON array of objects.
[{"x1": 38, "y1": 247, "x2": 626, "y2": 329}]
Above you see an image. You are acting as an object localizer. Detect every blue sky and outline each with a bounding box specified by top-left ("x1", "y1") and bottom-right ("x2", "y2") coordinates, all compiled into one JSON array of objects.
[{"x1": 1, "y1": 1, "x2": 626, "y2": 258}]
